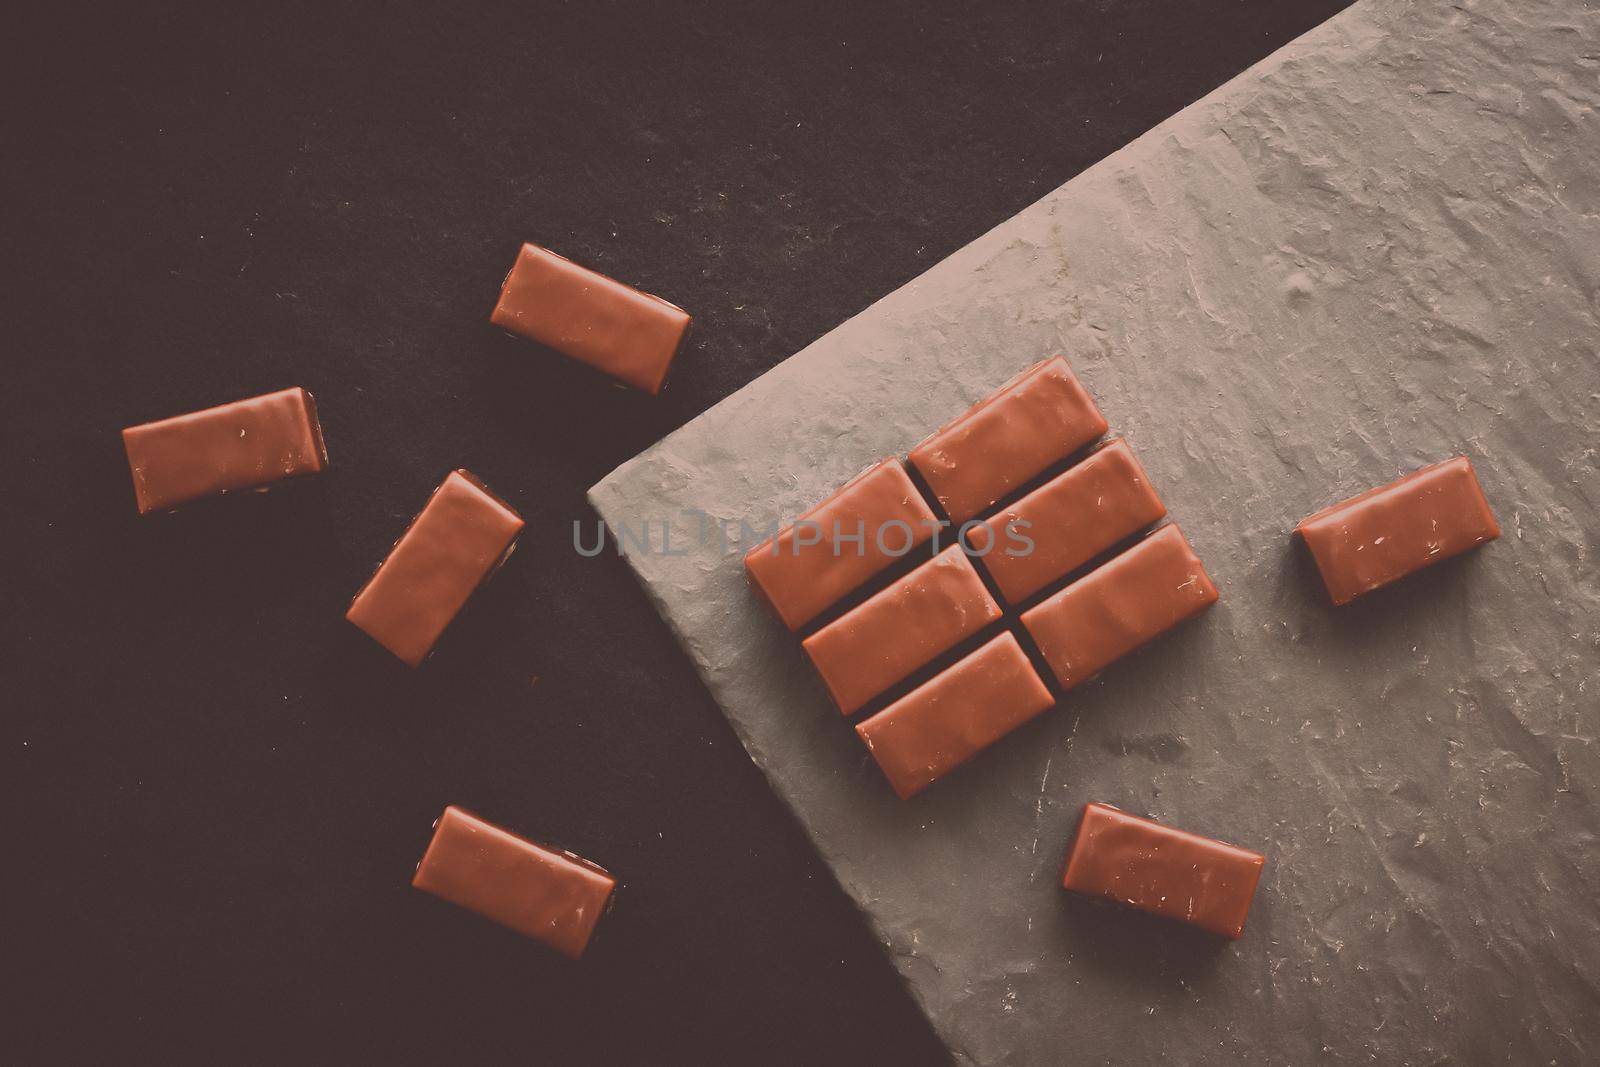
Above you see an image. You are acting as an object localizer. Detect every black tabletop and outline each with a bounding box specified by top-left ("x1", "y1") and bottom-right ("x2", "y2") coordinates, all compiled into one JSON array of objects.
[{"x1": 11, "y1": 2, "x2": 1350, "y2": 1062}]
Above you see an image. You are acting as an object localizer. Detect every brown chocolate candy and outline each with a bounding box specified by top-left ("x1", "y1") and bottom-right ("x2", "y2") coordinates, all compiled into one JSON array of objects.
[
  {"x1": 744, "y1": 459, "x2": 939, "y2": 631},
  {"x1": 968, "y1": 438, "x2": 1166, "y2": 605},
  {"x1": 1021, "y1": 524, "x2": 1217, "y2": 691},
  {"x1": 413, "y1": 806, "x2": 616, "y2": 959},
  {"x1": 856, "y1": 632, "x2": 1054, "y2": 798},
  {"x1": 910, "y1": 357, "x2": 1107, "y2": 524},
  {"x1": 121, "y1": 387, "x2": 328, "y2": 514},
  {"x1": 1061, "y1": 802, "x2": 1265, "y2": 939},
  {"x1": 491, "y1": 242, "x2": 690, "y2": 394},
  {"x1": 802, "y1": 545, "x2": 1002, "y2": 715},
  {"x1": 346, "y1": 470, "x2": 523, "y2": 667},
  {"x1": 1295, "y1": 455, "x2": 1499, "y2": 606}
]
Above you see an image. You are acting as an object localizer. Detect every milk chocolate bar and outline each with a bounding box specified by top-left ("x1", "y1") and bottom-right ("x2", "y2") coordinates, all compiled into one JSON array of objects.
[
  {"x1": 857, "y1": 632, "x2": 1054, "y2": 798},
  {"x1": 802, "y1": 545, "x2": 1002, "y2": 714},
  {"x1": 910, "y1": 357, "x2": 1107, "y2": 523},
  {"x1": 121, "y1": 387, "x2": 327, "y2": 514},
  {"x1": 1021, "y1": 525, "x2": 1217, "y2": 690},
  {"x1": 968, "y1": 438, "x2": 1166, "y2": 604},
  {"x1": 346, "y1": 471, "x2": 523, "y2": 666},
  {"x1": 744, "y1": 459, "x2": 939, "y2": 631},
  {"x1": 491, "y1": 242, "x2": 691, "y2": 394},
  {"x1": 1295, "y1": 456, "x2": 1499, "y2": 606},
  {"x1": 1061, "y1": 802, "x2": 1265, "y2": 939},
  {"x1": 413, "y1": 806, "x2": 616, "y2": 959}
]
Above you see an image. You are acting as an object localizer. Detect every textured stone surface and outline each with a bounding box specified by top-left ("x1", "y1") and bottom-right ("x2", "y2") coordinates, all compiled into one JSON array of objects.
[{"x1": 591, "y1": 0, "x2": 1600, "y2": 1061}]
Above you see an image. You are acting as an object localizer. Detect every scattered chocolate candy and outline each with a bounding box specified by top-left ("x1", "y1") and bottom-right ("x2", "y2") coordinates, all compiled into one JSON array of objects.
[
  {"x1": 1062, "y1": 802, "x2": 1265, "y2": 939},
  {"x1": 491, "y1": 242, "x2": 691, "y2": 394},
  {"x1": 1295, "y1": 455, "x2": 1499, "y2": 605},
  {"x1": 346, "y1": 470, "x2": 523, "y2": 667},
  {"x1": 414, "y1": 806, "x2": 616, "y2": 958},
  {"x1": 122, "y1": 386, "x2": 327, "y2": 514}
]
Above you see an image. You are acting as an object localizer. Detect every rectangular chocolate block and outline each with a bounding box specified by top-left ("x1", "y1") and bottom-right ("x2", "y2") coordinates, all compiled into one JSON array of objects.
[
  {"x1": 413, "y1": 806, "x2": 616, "y2": 959},
  {"x1": 857, "y1": 632, "x2": 1054, "y2": 799},
  {"x1": 122, "y1": 387, "x2": 328, "y2": 514},
  {"x1": 744, "y1": 459, "x2": 939, "y2": 631},
  {"x1": 1295, "y1": 455, "x2": 1499, "y2": 606},
  {"x1": 1061, "y1": 802, "x2": 1265, "y2": 939},
  {"x1": 968, "y1": 438, "x2": 1166, "y2": 604},
  {"x1": 1021, "y1": 524, "x2": 1217, "y2": 691},
  {"x1": 491, "y1": 242, "x2": 691, "y2": 394},
  {"x1": 802, "y1": 545, "x2": 1002, "y2": 715},
  {"x1": 910, "y1": 356, "x2": 1107, "y2": 524},
  {"x1": 346, "y1": 470, "x2": 523, "y2": 667}
]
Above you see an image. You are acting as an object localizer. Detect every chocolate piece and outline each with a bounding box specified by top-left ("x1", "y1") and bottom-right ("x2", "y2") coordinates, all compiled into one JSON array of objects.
[
  {"x1": 857, "y1": 632, "x2": 1054, "y2": 798},
  {"x1": 910, "y1": 357, "x2": 1107, "y2": 524},
  {"x1": 413, "y1": 806, "x2": 616, "y2": 958},
  {"x1": 744, "y1": 459, "x2": 940, "y2": 631},
  {"x1": 802, "y1": 545, "x2": 1002, "y2": 715},
  {"x1": 968, "y1": 438, "x2": 1166, "y2": 604},
  {"x1": 491, "y1": 242, "x2": 690, "y2": 394},
  {"x1": 346, "y1": 471, "x2": 523, "y2": 666},
  {"x1": 1295, "y1": 456, "x2": 1499, "y2": 606},
  {"x1": 1061, "y1": 802, "x2": 1265, "y2": 939},
  {"x1": 1021, "y1": 524, "x2": 1217, "y2": 690},
  {"x1": 121, "y1": 387, "x2": 327, "y2": 514}
]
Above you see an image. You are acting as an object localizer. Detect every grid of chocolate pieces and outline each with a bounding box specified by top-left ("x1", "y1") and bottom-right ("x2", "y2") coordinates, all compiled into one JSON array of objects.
[{"x1": 744, "y1": 355, "x2": 1221, "y2": 801}]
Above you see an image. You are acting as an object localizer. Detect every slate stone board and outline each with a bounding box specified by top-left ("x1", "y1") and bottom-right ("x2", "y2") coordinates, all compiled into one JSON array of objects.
[{"x1": 590, "y1": 0, "x2": 1600, "y2": 1061}]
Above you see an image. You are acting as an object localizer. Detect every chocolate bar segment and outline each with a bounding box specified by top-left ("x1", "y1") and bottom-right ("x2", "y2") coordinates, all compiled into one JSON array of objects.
[
  {"x1": 910, "y1": 357, "x2": 1107, "y2": 524},
  {"x1": 802, "y1": 545, "x2": 1002, "y2": 715},
  {"x1": 857, "y1": 632, "x2": 1054, "y2": 799},
  {"x1": 744, "y1": 459, "x2": 939, "y2": 631},
  {"x1": 1061, "y1": 802, "x2": 1265, "y2": 939},
  {"x1": 491, "y1": 242, "x2": 691, "y2": 394},
  {"x1": 1295, "y1": 456, "x2": 1499, "y2": 606},
  {"x1": 122, "y1": 387, "x2": 327, "y2": 514},
  {"x1": 346, "y1": 471, "x2": 523, "y2": 667},
  {"x1": 1021, "y1": 525, "x2": 1217, "y2": 691},
  {"x1": 413, "y1": 806, "x2": 616, "y2": 959},
  {"x1": 968, "y1": 438, "x2": 1166, "y2": 604}
]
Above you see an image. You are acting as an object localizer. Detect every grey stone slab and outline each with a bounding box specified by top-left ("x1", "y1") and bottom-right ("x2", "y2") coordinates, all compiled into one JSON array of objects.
[{"x1": 590, "y1": 1, "x2": 1600, "y2": 1061}]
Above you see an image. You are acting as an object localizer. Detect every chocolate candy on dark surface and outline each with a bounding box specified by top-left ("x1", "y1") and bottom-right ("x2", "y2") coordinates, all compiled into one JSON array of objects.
[
  {"x1": 909, "y1": 356, "x2": 1107, "y2": 524},
  {"x1": 413, "y1": 806, "x2": 616, "y2": 959},
  {"x1": 1295, "y1": 455, "x2": 1499, "y2": 606},
  {"x1": 744, "y1": 459, "x2": 939, "y2": 631},
  {"x1": 122, "y1": 387, "x2": 328, "y2": 514},
  {"x1": 1021, "y1": 524, "x2": 1217, "y2": 691},
  {"x1": 802, "y1": 545, "x2": 1002, "y2": 715},
  {"x1": 856, "y1": 632, "x2": 1053, "y2": 799},
  {"x1": 968, "y1": 437, "x2": 1166, "y2": 605},
  {"x1": 1061, "y1": 802, "x2": 1265, "y2": 939},
  {"x1": 491, "y1": 242, "x2": 691, "y2": 395},
  {"x1": 346, "y1": 470, "x2": 523, "y2": 667}
]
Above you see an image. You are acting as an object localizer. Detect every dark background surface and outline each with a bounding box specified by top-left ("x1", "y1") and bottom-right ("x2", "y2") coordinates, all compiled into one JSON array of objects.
[{"x1": 9, "y1": 1, "x2": 1350, "y2": 1062}]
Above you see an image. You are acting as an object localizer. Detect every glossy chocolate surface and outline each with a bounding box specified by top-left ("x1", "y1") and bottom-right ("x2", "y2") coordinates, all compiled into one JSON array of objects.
[
  {"x1": 491, "y1": 242, "x2": 690, "y2": 394},
  {"x1": 856, "y1": 632, "x2": 1053, "y2": 799},
  {"x1": 909, "y1": 356, "x2": 1107, "y2": 524},
  {"x1": 802, "y1": 546, "x2": 1002, "y2": 715},
  {"x1": 1296, "y1": 456, "x2": 1499, "y2": 606},
  {"x1": 1021, "y1": 524, "x2": 1217, "y2": 691},
  {"x1": 413, "y1": 806, "x2": 616, "y2": 959},
  {"x1": 346, "y1": 470, "x2": 523, "y2": 667},
  {"x1": 969, "y1": 438, "x2": 1166, "y2": 604},
  {"x1": 744, "y1": 459, "x2": 939, "y2": 631},
  {"x1": 121, "y1": 387, "x2": 327, "y2": 514},
  {"x1": 1061, "y1": 802, "x2": 1264, "y2": 939}
]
